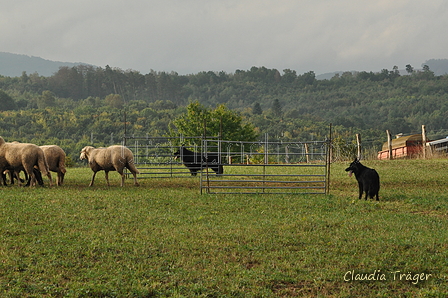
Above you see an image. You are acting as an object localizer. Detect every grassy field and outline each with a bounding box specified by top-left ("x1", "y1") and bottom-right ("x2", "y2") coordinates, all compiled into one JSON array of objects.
[{"x1": 0, "y1": 159, "x2": 447, "y2": 297}]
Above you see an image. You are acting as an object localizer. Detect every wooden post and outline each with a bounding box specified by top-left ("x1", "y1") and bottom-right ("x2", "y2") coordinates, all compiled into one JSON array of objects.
[
  {"x1": 326, "y1": 123, "x2": 332, "y2": 195},
  {"x1": 305, "y1": 143, "x2": 310, "y2": 163},
  {"x1": 386, "y1": 130, "x2": 393, "y2": 160},
  {"x1": 421, "y1": 124, "x2": 427, "y2": 159},
  {"x1": 356, "y1": 133, "x2": 361, "y2": 160}
]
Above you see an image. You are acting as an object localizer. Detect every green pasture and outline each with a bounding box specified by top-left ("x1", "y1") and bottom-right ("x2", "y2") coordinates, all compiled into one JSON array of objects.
[{"x1": 0, "y1": 159, "x2": 447, "y2": 297}]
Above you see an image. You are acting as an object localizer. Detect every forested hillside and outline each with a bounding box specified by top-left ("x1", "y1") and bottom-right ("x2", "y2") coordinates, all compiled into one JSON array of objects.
[{"x1": 0, "y1": 64, "x2": 447, "y2": 162}]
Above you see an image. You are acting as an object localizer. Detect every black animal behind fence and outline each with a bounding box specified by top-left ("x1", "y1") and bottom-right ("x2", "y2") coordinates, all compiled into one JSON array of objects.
[
  {"x1": 345, "y1": 158, "x2": 380, "y2": 201},
  {"x1": 173, "y1": 146, "x2": 223, "y2": 176}
]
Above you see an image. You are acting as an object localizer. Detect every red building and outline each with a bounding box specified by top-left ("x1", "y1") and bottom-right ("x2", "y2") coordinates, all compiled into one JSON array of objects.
[{"x1": 377, "y1": 134, "x2": 424, "y2": 160}]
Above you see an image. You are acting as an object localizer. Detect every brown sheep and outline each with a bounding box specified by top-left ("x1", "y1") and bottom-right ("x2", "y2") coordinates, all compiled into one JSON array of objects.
[
  {"x1": 79, "y1": 145, "x2": 139, "y2": 187},
  {"x1": 0, "y1": 137, "x2": 52, "y2": 187},
  {"x1": 40, "y1": 145, "x2": 67, "y2": 186}
]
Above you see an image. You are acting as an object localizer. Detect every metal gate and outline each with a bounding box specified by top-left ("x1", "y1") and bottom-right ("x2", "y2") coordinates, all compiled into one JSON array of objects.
[{"x1": 200, "y1": 138, "x2": 331, "y2": 195}]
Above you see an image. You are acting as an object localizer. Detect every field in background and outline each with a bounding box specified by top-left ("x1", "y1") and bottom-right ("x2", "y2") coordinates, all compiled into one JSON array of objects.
[{"x1": 0, "y1": 159, "x2": 447, "y2": 297}]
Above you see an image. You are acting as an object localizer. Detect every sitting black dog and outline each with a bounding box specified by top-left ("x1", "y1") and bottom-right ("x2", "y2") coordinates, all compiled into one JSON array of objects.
[
  {"x1": 345, "y1": 158, "x2": 380, "y2": 201},
  {"x1": 174, "y1": 146, "x2": 223, "y2": 176}
]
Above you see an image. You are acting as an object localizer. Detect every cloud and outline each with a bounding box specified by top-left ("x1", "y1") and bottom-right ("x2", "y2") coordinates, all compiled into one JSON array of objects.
[{"x1": 1, "y1": 0, "x2": 448, "y2": 75}]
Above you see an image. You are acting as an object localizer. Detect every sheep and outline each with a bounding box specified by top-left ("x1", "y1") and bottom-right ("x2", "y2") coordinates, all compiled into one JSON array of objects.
[
  {"x1": 0, "y1": 137, "x2": 52, "y2": 187},
  {"x1": 40, "y1": 145, "x2": 67, "y2": 186},
  {"x1": 79, "y1": 145, "x2": 139, "y2": 187}
]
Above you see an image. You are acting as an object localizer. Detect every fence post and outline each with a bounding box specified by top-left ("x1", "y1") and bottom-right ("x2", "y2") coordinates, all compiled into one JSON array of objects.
[
  {"x1": 356, "y1": 133, "x2": 362, "y2": 160},
  {"x1": 325, "y1": 123, "x2": 332, "y2": 195},
  {"x1": 386, "y1": 130, "x2": 393, "y2": 160},
  {"x1": 305, "y1": 143, "x2": 310, "y2": 163},
  {"x1": 421, "y1": 124, "x2": 427, "y2": 159}
]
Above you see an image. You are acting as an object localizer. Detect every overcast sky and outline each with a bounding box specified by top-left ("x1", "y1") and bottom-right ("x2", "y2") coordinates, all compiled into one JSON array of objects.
[{"x1": 1, "y1": 0, "x2": 447, "y2": 75}]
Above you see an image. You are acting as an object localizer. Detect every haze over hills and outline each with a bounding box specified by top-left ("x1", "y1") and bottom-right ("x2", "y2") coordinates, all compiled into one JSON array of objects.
[
  {"x1": 0, "y1": 52, "x2": 92, "y2": 77},
  {"x1": 1, "y1": 51, "x2": 448, "y2": 78}
]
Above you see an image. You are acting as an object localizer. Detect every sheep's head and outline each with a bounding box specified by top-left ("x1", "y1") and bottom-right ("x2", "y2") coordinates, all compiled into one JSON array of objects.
[{"x1": 80, "y1": 146, "x2": 94, "y2": 160}]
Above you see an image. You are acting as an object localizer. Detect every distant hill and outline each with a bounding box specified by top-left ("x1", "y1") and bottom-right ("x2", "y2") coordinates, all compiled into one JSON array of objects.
[
  {"x1": 0, "y1": 52, "x2": 93, "y2": 77},
  {"x1": 2, "y1": 51, "x2": 448, "y2": 79},
  {"x1": 422, "y1": 59, "x2": 448, "y2": 76},
  {"x1": 316, "y1": 59, "x2": 448, "y2": 80}
]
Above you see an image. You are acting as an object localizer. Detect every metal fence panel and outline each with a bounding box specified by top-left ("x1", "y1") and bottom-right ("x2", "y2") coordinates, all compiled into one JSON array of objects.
[
  {"x1": 123, "y1": 136, "x2": 331, "y2": 194},
  {"x1": 200, "y1": 139, "x2": 331, "y2": 195}
]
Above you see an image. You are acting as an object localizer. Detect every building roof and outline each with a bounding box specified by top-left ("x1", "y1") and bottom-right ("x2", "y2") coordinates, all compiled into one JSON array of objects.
[
  {"x1": 427, "y1": 137, "x2": 448, "y2": 146},
  {"x1": 381, "y1": 134, "x2": 423, "y2": 151}
]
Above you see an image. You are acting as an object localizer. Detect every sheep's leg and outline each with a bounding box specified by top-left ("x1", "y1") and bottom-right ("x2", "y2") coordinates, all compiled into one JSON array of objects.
[
  {"x1": 1, "y1": 172, "x2": 6, "y2": 186},
  {"x1": 26, "y1": 170, "x2": 36, "y2": 188},
  {"x1": 89, "y1": 171, "x2": 97, "y2": 187},
  {"x1": 58, "y1": 172, "x2": 65, "y2": 186},
  {"x1": 116, "y1": 169, "x2": 124, "y2": 187},
  {"x1": 126, "y1": 164, "x2": 140, "y2": 186},
  {"x1": 105, "y1": 171, "x2": 110, "y2": 186},
  {"x1": 45, "y1": 172, "x2": 53, "y2": 187},
  {"x1": 132, "y1": 173, "x2": 139, "y2": 186},
  {"x1": 30, "y1": 175, "x2": 36, "y2": 187}
]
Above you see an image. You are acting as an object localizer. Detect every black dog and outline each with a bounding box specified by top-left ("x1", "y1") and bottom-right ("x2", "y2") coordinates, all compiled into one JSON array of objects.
[
  {"x1": 173, "y1": 146, "x2": 223, "y2": 176},
  {"x1": 345, "y1": 158, "x2": 380, "y2": 201}
]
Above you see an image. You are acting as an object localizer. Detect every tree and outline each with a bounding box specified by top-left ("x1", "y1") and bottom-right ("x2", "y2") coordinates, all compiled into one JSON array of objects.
[
  {"x1": 271, "y1": 99, "x2": 283, "y2": 117},
  {"x1": 301, "y1": 71, "x2": 316, "y2": 85},
  {"x1": 282, "y1": 69, "x2": 297, "y2": 84},
  {"x1": 37, "y1": 90, "x2": 56, "y2": 109},
  {"x1": 105, "y1": 94, "x2": 124, "y2": 109},
  {"x1": 0, "y1": 89, "x2": 17, "y2": 111},
  {"x1": 405, "y1": 64, "x2": 414, "y2": 74},
  {"x1": 170, "y1": 101, "x2": 258, "y2": 143},
  {"x1": 253, "y1": 102, "x2": 263, "y2": 115},
  {"x1": 389, "y1": 66, "x2": 400, "y2": 79}
]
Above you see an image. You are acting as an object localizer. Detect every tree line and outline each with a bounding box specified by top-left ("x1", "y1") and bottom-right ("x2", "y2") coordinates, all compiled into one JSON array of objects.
[{"x1": 0, "y1": 64, "x2": 447, "y2": 162}]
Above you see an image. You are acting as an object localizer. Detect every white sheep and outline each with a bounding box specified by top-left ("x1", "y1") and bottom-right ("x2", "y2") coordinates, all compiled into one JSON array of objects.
[
  {"x1": 79, "y1": 145, "x2": 140, "y2": 187},
  {"x1": 0, "y1": 137, "x2": 53, "y2": 187},
  {"x1": 40, "y1": 145, "x2": 67, "y2": 186}
]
